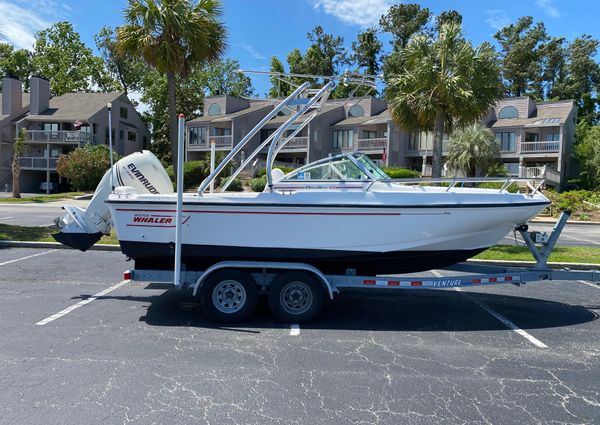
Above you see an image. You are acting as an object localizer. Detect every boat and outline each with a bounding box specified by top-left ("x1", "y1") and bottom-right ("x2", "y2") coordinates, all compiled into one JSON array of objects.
[{"x1": 52, "y1": 75, "x2": 550, "y2": 275}]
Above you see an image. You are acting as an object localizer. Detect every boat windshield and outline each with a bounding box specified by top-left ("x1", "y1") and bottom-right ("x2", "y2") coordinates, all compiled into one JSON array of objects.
[{"x1": 282, "y1": 153, "x2": 390, "y2": 181}]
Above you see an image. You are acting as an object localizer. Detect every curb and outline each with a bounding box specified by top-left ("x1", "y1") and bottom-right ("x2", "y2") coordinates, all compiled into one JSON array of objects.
[
  {"x1": 531, "y1": 219, "x2": 600, "y2": 226},
  {"x1": 0, "y1": 240, "x2": 120, "y2": 251},
  {"x1": 467, "y1": 258, "x2": 600, "y2": 270},
  {"x1": 1, "y1": 240, "x2": 598, "y2": 271}
]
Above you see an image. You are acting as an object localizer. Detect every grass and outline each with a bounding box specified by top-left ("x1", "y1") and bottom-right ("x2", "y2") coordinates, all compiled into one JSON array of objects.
[
  {"x1": 0, "y1": 192, "x2": 84, "y2": 203},
  {"x1": 0, "y1": 224, "x2": 118, "y2": 245},
  {"x1": 474, "y1": 245, "x2": 600, "y2": 264}
]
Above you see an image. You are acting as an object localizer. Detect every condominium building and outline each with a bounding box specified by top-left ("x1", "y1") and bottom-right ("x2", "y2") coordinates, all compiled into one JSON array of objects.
[
  {"x1": 0, "y1": 76, "x2": 150, "y2": 193},
  {"x1": 186, "y1": 94, "x2": 576, "y2": 189}
]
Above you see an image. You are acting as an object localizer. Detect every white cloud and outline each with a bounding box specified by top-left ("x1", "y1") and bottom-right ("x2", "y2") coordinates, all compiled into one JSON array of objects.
[
  {"x1": 311, "y1": 0, "x2": 393, "y2": 27},
  {"x1": 0, "y1": 2, "x2": 52, "y2": 49},
  {"x1": 535, "y1": 0, "x2": 560, "y2": 18},
  {"x1": 238, "y1": 43, "x2": 267, "y2": 60},
  {"x1": 484, "y1": 9, "x2": 510, "y2": 31}
]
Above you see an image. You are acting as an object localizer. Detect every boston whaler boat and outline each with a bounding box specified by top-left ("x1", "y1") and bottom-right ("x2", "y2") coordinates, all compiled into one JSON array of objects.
[{"x1": 53, "y1": 74, "x2": 550, "y2": 277}]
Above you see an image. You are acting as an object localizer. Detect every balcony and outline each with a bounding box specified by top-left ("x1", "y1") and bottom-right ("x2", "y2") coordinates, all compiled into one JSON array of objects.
[
  {"x1": 357, "y1": 137, "x2": 387, "y2": 152},
  {"x1": 279, "y1": 136, "x2": 308, "y2": 151},
  {"x1": 188, "y1": 135, "x2": 233, "y2": 150},
  {"x1": 520, "y1": 140, "x2": 560, "y2": 153},
  {"x1": 19, "y1": 156, "x2": 58, "y2": 170},
  {"x1": 406, "y1": 141, "x2": 449, "y2": 155},
  {"x1": 24, "y1": 130, "x2": 96, "y2": 144}
]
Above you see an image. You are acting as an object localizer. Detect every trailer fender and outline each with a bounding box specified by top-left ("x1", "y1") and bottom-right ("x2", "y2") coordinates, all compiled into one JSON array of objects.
[{"x1": 192, "y1": 260, "x2": 335, "y2": 300}]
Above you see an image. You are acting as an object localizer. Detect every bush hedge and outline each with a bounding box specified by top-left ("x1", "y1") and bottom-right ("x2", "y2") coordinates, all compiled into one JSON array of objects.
[
  {"x1": 382, "y1": 167, "x2": 421, "y2": 179},
  {"x1": 56, "y1": 145, "x2": 121, "y2": 191},
  {"x1": 165, "y1": 161, "x2": 209, "y2": 189},
  {"x1": 220, "y1": 176, "x2": 244, "y2": 192},
  {"x1": 250, "y1": 176, "x2": 267, "y2": 192}
]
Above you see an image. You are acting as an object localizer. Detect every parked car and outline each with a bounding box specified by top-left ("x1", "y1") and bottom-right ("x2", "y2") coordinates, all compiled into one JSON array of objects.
[{"x1": 39, "y1": 182, "x2": 56, "y2": 193}]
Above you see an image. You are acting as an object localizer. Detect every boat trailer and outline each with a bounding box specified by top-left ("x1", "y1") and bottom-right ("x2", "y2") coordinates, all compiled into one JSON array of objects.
[{"x1": 124, "y1": 211, "x2": 599, "y2": 323}]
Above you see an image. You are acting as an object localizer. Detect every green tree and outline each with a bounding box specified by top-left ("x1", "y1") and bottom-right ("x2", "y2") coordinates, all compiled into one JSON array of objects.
[
  {"x1": 553, "y1": 35, "x2": 600, "y2": 122},
  {"x1": 0, "y1": 43, "x2": 32, "y2": 91},
  {"x1": 494, "y1": 16, "x2": 548, "y2": 98},
  {"x1": 379, "y1": 3, "x2": 430, "y2": 49},
  {"x1": 446, "y1": 125, "x2": 500, "y2": 177},
  {"x1": 204, "y1": 58, "x2": 253, "y2": 97},
  {"x1": 302, "y1": 25, "x2": 348, "y2": 79},
  {"x1": 32, "y1": 22, "x2": 116, "y2": 95},
  {"x1": 11, "y1": 129, "x2": 26, "y2": 198},
  {"x1": 352, "y1": 28, "x2": 382, "y2": 76},
  {"x1": 117, "y1": 0, "x2": 227, "y2": 172},
  {"x1": 56, "y1": 145, "x2": 122, "y2": 191},
  {"x1": 574, "y1": 122, "x2": 600, "y2": 188},
  {"x1": 540, "y1": 36, "x2": 567, "y2": 99},
  {"x1": 435, "y1": 10, "x2": 462, "y2": 32},
  {"x1": 94, "y1": 26, "x2": 147, "y2": 95},
  {"x1": 268, "y1": 56, "x2": 290, "y2": 98},
  {"x1": 386, "y1": 23, "x2": 504, "y2": 178}
]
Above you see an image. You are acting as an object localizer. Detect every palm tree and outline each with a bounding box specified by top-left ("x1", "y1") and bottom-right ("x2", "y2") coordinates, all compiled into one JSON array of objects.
[
  {"x1": 445, "y1": 124, "x2": 500, "y2": 177},
  {"x1": 385, "y1": 23, "x2": 503, "y2": 178},
  {"x1": 117, "y1": 0, "x2": 227, "y2": 170},
  {"x1": 11, "y1": 129, "x2": 26, "y2": 198}
]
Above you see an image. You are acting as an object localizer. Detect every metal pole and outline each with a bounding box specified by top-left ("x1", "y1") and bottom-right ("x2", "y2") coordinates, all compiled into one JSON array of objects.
[
  {"x1": 174, "y1": 114, "x2": 185, "y2": 288},
  {"x1": 210, "y1": 140, "x2": 216, "y2": 193},
  {"x1": 107, "y1": 103, "x2": 114, "y2": 191},
  {"x1": 46, "y1": 142, "x2": 50, "y2": 194}
]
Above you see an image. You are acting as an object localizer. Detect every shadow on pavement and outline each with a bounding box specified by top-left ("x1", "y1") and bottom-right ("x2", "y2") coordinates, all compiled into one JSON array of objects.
[{"x1": 83, "y1": 287, "x2": 599, "y2": 332}]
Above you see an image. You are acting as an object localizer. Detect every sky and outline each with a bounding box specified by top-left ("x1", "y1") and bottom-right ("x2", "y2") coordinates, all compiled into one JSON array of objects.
[{"x1": 1, "y1": 0, "x2": 600, "y2": 98}]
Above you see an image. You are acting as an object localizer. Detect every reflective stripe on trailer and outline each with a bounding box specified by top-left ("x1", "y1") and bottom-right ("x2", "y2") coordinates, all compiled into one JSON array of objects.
[{"x1": 360, "y1": 275, "x2": 519, "y2": 288}]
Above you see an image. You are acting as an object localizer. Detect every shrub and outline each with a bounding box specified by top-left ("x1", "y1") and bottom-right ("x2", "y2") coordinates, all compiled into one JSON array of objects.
[
  {"x1": 166, "y1": 161, "x2": 209, "y2": 189},
  {"x1": 221, "y1": 176, "x2": 244, "y2": 191},
  {"x1": 56, "y1": 145, "x2": 121, "y2": 191},
  {"x1": 545, "y1": 190, "x2": 597, "y2": 213},
  {"x1": 250, "y1": 176, "x2": 267, "y2": 192},
  {"x1": 382, "y1": 167, "x2": 421, "y2": 179}
]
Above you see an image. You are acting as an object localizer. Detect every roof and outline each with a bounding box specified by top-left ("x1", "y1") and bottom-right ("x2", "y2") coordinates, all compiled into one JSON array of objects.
[
  {"x1": 268, "y1": 104, "x2": 341, "y2": 125},
  {"x1": 490, "y1": 100, "x2": 574, "y2": 129},
  {"x1": 0, "y1": 93, "x2": 31, "y2": 122},
  {"x1": 334, "y1": 109, "x2": 391, "y2": 127},
  {"x1": 188, "y1": 101, "x2": 273, "y2": 124},
  {"x1": 23, "y1": 92, "x2": 123, "y2": 122}
]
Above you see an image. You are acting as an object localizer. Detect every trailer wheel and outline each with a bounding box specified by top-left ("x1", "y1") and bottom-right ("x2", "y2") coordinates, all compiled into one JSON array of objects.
[
  {"x1": 200, "y1": 269, "x2": 257, "y2": 323},
  {"x1": 268, "y1": 271, "x2": 325, "y2": 323}
]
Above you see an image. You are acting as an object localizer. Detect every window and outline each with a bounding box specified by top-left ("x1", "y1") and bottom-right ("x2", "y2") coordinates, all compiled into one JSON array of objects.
[
  {"x1": 332, "y1": 130, "x2": 353, "y2": 149},
  {"x1": 408, "y1": 132, "x2": 422, "y2": 150},
  {"x1": 120, "y1": 107, "x2": 128, "y2": 119},
  {"x1": 119, "y1": 130, "x2": 124, "y2": 140},
  {"x1": 208, "y1": 103, "x2": 221, "y2": 116},
  {"x1": 498, "y1": 106, "x2": 519, "y2": 119},
  {"x1": 495, "y1": 132, "x2": 516, "y2": 151},
  {"x1": 143, "y1": 136, "x2": 148, "y2": 150},
  {"x1": 43, "y1": 123, "x2": 59, "y2": 131},
  {"x1": 260, "y1": 128, "x2": 275, "y2": 142},
  {"x1": 189, "y1": 127, "x2": 207, "y2": 145},
  {"x1": 525, "y1": 133, "x2": 539, "y2": 142},
  {"x1": 128, "y1": 131, "x2": 136, "y2": 142},
  {"x1": 105, "y1": 128, "x2": 115, "y2": 144},
  {"x1": 79, "y1": 125, "x2": 90, "y2": 134},
  {"x1": 362, "y1": 130, "x2": 377, "y2": 139},
  {"x1": 93, "y1": 124, "x2": 98, "y2": 134},
  {"x1": 211, "y1": 127, "x2": 231, "y2": 136},
  {"x1": 545, "y1": 133, "x2": 560, "y2": 141},
  {"x1": 348, "y1": 104, "x2": 364, "y2": 117},
  {"x1": 504, "y1": 162, "x2": 519, "y2": 176}
]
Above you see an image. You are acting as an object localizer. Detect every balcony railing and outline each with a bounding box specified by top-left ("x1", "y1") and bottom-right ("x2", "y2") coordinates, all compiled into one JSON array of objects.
[
  {"x1": 357, "y1": 137, "x2": 387, "y2": 151},
  {"x1": 279, "y1": 136, "x2": 308, "y2": 150},
  {"x1": 407, "y1": 141, "x2": 449, "y2": 154},
  {"x1": 24, "y1": 130, "x2": 96, "y2": 144},
  {"x1": 520, "y1": 166, "x2": 546, "y2": 178},
  {"x1": 188, "y1": 135, "x2": 233, "y2": 150},
  {"x1": 520, "y1": 140, "x2": 560, "y2": 153},
  {"x1": 19, "y1": 156, "x2": 58, "y2": 170}
]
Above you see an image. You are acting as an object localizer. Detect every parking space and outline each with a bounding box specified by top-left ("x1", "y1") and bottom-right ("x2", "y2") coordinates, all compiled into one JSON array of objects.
[{"x1": 0, "y1": 247, "x2": 598, "y2": 424}]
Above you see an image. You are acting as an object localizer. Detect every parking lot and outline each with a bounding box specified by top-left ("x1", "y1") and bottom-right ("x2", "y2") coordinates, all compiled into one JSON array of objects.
[{"x1": 0, "y1": 247, "x2": 598, "y2": 424}]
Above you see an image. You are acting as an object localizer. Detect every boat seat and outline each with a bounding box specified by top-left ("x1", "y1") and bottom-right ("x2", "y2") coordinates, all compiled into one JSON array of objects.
[{"x1": 264, "y1": 168, "x2": 285, "y2": 192}]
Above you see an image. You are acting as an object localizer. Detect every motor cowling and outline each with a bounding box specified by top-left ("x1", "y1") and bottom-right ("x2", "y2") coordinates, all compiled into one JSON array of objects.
[{"x1": 52, "y1": 150, "x2": 173, "y2": 251}]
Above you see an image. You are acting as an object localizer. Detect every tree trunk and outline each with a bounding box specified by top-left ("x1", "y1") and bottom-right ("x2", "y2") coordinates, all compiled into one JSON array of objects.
[
  {"x1": 432, "y1": 109, "x2": 445, "y2": 178},
  {"x1": 11, "y1": 157, "x2": 20, "y2": 199},
  {"x1": 167, "y1": 70, "x2": 178, "y2": 178}
]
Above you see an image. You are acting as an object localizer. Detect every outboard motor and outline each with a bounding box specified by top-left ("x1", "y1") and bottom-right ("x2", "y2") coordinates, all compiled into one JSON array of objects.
[{"x1": 53, "y1": 150, "x2": 173, "y2": 251}]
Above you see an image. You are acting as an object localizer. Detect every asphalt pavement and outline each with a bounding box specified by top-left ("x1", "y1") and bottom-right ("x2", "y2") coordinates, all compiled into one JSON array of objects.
[{"x1": 0, "y1": 247, "x2": 598, "y2": 424}]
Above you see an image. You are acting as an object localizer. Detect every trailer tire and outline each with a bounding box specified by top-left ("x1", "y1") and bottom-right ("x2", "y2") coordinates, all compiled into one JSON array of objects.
[
  {"x1": 268, "y1": 271, "x2": 325, "y2": 323},
  {"x1": 200, "y1": 269, "x2": 257, "y2": 323}
]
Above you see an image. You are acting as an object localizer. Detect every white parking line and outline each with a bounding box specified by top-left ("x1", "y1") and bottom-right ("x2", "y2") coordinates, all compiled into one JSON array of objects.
[
  {"x1": 36, "y1": 280, "x2": 128, "y2": 326},
  {"x1": 431, "y1": 270, "x2": 548, "y2": 348},
  {"x1": 290, "y1": 324, "x2": 300, "y2": 336},
  {"x1": 0, "y1": 249, "x2": 57, "y2": 266},
  {"x1": 578, "y1": 280, "x2": 600, "y2": 290}
]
